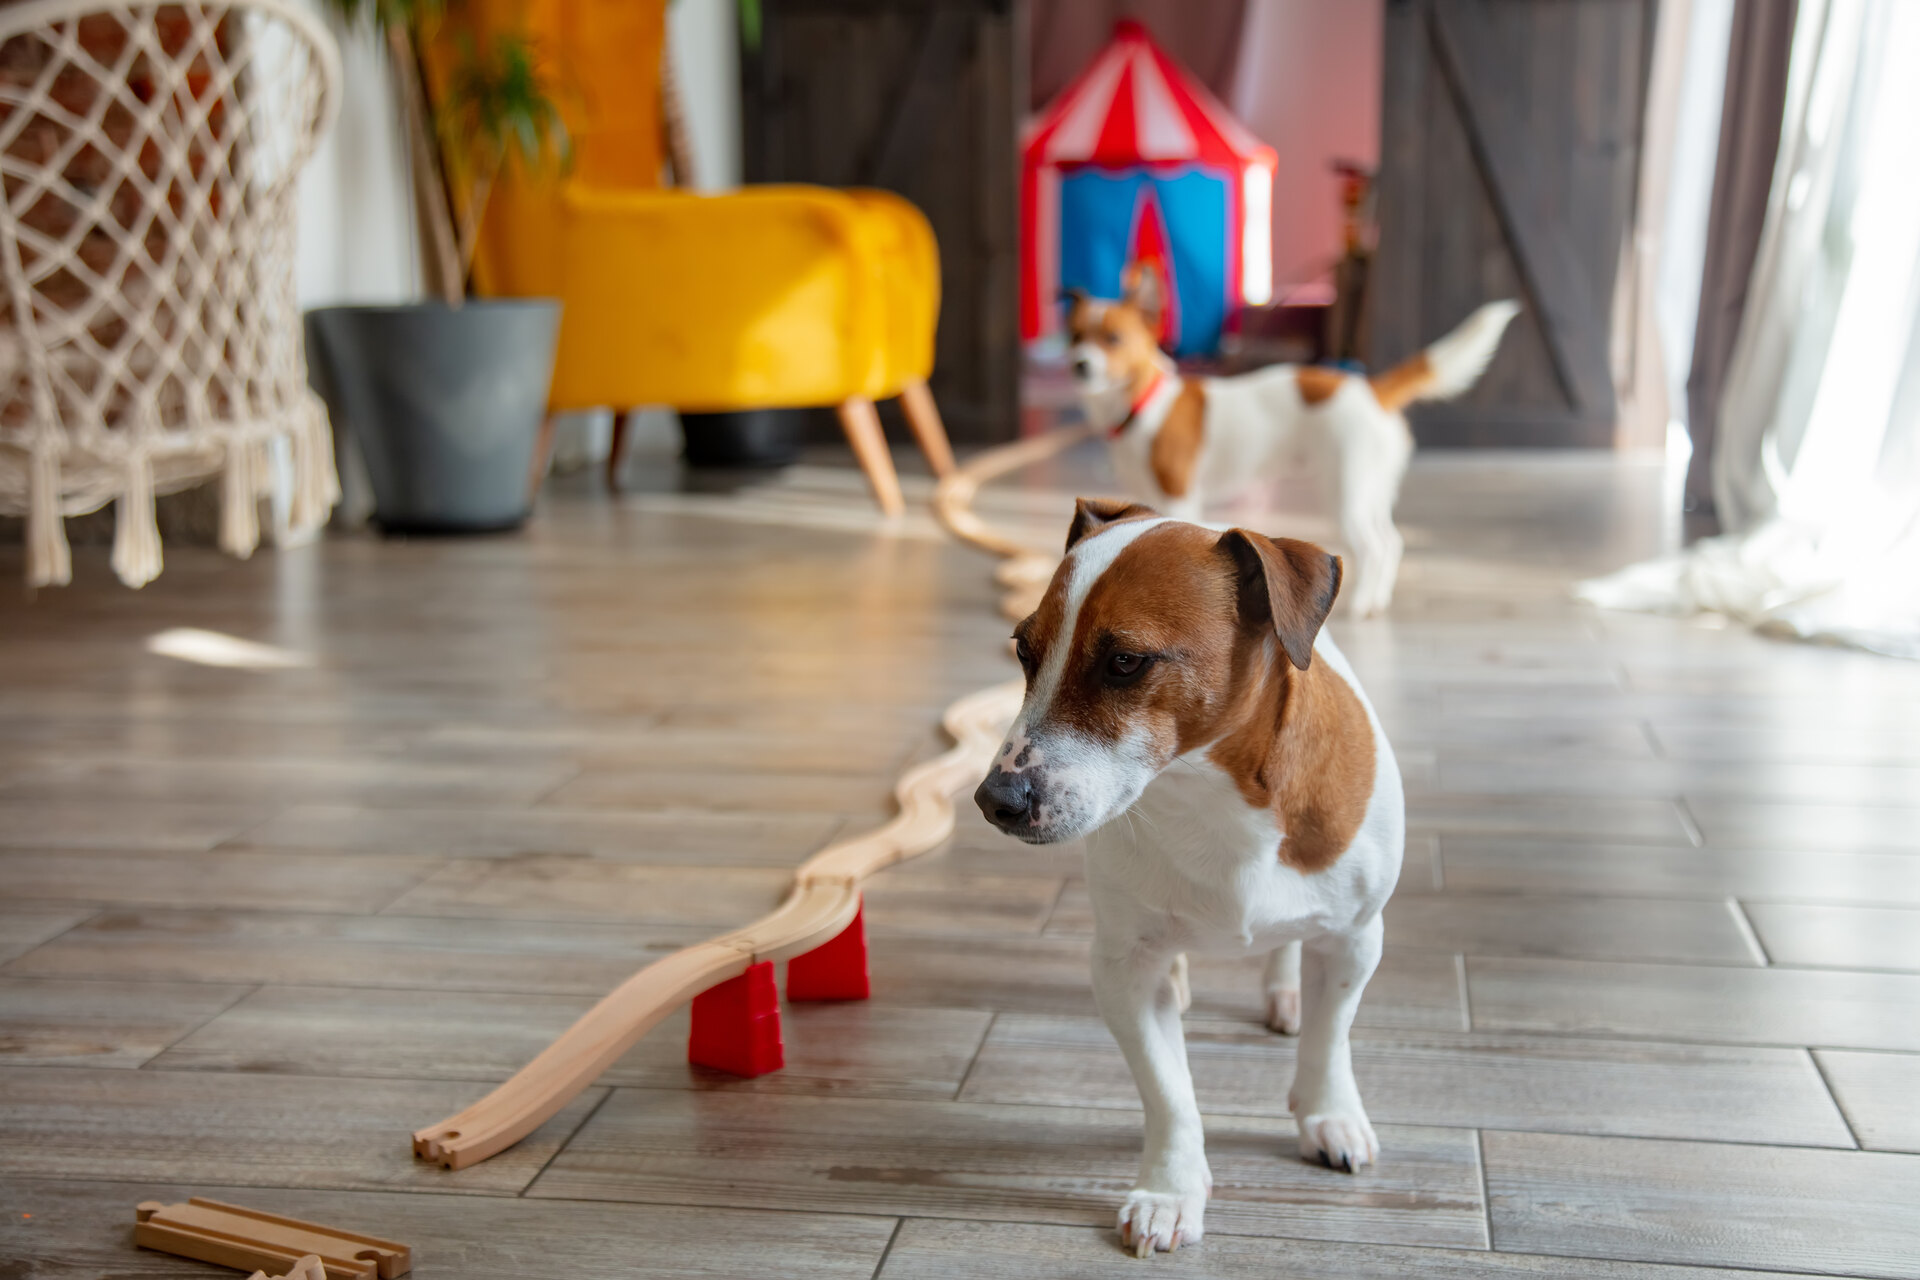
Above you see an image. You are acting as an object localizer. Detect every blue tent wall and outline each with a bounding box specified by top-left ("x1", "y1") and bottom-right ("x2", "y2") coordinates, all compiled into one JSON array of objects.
[{"x1": 1057, "y1": 165, "x2": 1232, "y2": 356}]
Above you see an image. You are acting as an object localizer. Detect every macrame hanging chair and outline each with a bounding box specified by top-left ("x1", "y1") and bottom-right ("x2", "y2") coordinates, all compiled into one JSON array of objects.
[{"x1": 0, "y1": 0, "x2": 340, "y2": 588}]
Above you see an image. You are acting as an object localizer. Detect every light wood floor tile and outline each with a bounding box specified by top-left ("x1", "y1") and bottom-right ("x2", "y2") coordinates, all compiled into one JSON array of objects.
[
  {"x1": 1051, "y1": 883, "x2": 1749, "y2": 964},
  {"x1": 0, "y1": 908, "x2": 93, "y2": 963},
  {"x1": 1, "y1": 755, "x2": 578, "y2": 808},
  {"x1": 878, "y1": 1219, "x2": 1842, "y2": 1279},
  {"x1": 1382, "y1": 896, "x2": 1758, "y2": 965},
  {"x1": 531, "y1": 1090, "x2": 1489, "y2": 1249},
  {"x1": 1483, "y1": 1130, "x2": 1920, "y2": 1277},
  {"x1": 867, "y1": 935, "x2": 1467, "y2": 1030},
  {"x1": 227, "y1": 802, "x2": 844, "y2": 863},
  {"x1": 152, "y1": 984, "x2": 992, "y2": 1100},
  {"x1": 2, "y1": 909, "x2": 700, "y2": 995},
  {"x1": 0, "y1": 977, "x2": 250, "y2": 1068},
  {"x1": 540, "y1": 767, "x2": 893, "y2": 818},
  {"x1": 1651, "y1": 723, "x2": 1920, "y2": 767},
  {"x1": 1468, "y1": 957, "x2": 1920, "y2": 1051},
  {"x1": 0, "y1": 1177, "x2": 898, "y2": 1280},
  {"x1": 0, "y1": 800, "x2": 272, "y2": 851},
  {"x1": 860, "y1": 871, "x2": 1065, "y2": 936},
  {"x1": 1685, "y1": 797, "x2": 1920, "y2": 853},
  {"x1": 1404, "y1": 795, "x2": 1691, "y2": 843},
  {"x1": 375, "y1": 858, "x2": 1061, "y2": 935},
  {"x1": 1046, "y1": 843, "x2": 1442, "y2": 928},
  {"x1": 1813, "y1": 1051, "x2": 1920, "y2": 1153},
  {"x1": 960, "y1": 1015, "x2": 1851, "y2": 1148},
  {"x1": 1744, "y1": 904, "x2": 1920, "y2": 972},
  {"x1": 1438, "y1": 687, "x2": 1920, "y2": 732},
  {"x1": 0, "y1": 848, "x2": 437, "y2": 914},
  {"x1": 383, "y1": 860, "x2": 791, "y2": 926},
  {"x1": 1352, "y1": 716, "x2": 1660, "y2": 761},
  {"x1": 1425, "y1": 755, "x2": 1920, "y2": 807},
  {"x1": 421, "y1": 720, "x2": 923, "y2": 775},
  {"x1": 0, "y1": 1066, "x2": 599, "y2": 1194},
  {"x1": 1437, "y1": 836, "x2": 1920, "y2": 905}
]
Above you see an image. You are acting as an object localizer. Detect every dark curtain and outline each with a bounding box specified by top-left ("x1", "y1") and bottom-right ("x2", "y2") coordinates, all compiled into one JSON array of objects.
[
  {"x1": 1685, "y1": 0, "x2": 1798, "y2": 515},
  {"x1": 1029, "y1": 0, "x2": 1248, "y2": 109}
]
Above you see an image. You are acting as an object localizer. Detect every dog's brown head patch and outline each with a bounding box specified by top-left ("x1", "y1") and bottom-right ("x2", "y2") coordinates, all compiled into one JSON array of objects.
[{"x1": 998, "y1": 514, "x2": 1374, "y2": 865}]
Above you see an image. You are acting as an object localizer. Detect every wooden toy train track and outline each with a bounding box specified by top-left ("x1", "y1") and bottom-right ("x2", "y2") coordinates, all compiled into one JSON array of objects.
[{"x1": 410, "y1": 426, "x2": 1092, "y2": 1170}]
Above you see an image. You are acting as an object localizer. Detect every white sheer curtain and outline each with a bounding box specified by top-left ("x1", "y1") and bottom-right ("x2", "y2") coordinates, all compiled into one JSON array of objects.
[{"x1": 1580, "y1": 0, "x2": 1920, "y2": 659}]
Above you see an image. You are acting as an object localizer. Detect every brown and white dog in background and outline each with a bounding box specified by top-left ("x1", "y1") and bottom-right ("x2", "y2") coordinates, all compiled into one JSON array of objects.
[
  {"x1": 975, "y1": 499, "x2": 1405, "y2": 1255},
  {"x1": 1066, "y1": 273, "x2": 1518, "y2": 616}
]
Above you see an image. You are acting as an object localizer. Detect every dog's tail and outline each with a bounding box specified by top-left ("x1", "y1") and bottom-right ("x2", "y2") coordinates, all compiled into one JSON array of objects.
[{"x1": 1369, "y1": 300, "x2": 1521, "y2": 413}]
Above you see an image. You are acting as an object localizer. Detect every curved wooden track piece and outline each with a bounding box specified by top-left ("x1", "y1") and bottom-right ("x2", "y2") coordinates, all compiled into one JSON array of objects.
[
  {"x1": 412, "y1": 681, "x2": 1020, "y2": 1170},
  {"x1": 933, "y1": 425, "x2": 1093, "y2": 619},
  {"x1": 412, "y1": 427, "x2": 1084, "y2": 1171}
]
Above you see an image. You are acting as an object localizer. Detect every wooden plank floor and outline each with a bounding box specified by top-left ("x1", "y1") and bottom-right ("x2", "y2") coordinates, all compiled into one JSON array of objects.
[{"x1": 4, "y1": 447, "x2": 1919, "y2": 1278}]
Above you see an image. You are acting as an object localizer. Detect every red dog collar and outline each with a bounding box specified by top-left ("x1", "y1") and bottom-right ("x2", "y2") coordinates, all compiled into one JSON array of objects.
[{"x1": 1108, "y1": 369, "x2": 1167, "y2": 439}]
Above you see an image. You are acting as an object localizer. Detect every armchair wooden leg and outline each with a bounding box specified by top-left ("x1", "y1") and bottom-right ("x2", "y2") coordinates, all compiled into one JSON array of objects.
[
  {"x1": 899, "y1": 377, "x2": 956, "y2": 478},
  {"x1": 528, "y1": 413, "x2": 560, "y2": 506},
  {"x1": 836, "y1": 396, "x2": 905, "y2": 517},
  {"x1": 606, "y1": 409, "x2": 634, "y2": 491}
]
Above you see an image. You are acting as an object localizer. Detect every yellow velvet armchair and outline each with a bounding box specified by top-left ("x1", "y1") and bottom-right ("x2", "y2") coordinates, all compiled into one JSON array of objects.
[{"x1": 452, "y1": 0, "x2": 954, "y2": 514}]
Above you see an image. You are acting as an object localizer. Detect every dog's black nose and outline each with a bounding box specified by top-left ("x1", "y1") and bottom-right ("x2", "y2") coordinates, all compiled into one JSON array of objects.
[
  {"x1": 1072, "y1": 358, "x2": 1092, "y2": 379},
  {"x1": 975, "y1": 769, "x2": 1035, "y2": 831}
]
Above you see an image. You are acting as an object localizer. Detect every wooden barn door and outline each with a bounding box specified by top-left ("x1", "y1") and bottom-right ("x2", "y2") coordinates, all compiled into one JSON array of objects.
[
  {"x1": 743, "y1": 0, "x2": 1022, "y2": 445},
  {"x1": 1371, "y1": 0, "x2": 1655, "y2": 446}
]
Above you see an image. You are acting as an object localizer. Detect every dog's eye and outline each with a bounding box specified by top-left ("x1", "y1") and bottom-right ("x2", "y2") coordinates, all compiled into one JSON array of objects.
[
  {"x1": 1106, "y1": 652, "x2": 1148, "y2": 682},
  {"x1": 1014, "y1": 636, "x2": 1035, "y2": 671}
]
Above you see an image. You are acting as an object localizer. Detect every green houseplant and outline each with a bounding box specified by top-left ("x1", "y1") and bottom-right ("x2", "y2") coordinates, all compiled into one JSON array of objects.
[{"x1": 303, "y1": 0, "x2": 569, "y2": 532}]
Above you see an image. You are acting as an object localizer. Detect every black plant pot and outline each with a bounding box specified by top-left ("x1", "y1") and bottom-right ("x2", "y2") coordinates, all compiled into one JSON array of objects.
[
  {"x1": 306, "y1": 300, "x2": 561, "y2": 533},
  {"x1": 679, "y1": 408, "x2": 805, "y2": 468}
]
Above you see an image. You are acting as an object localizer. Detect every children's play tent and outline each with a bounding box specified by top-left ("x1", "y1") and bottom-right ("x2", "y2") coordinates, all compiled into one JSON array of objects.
[{"x1": 1021, "y1": 19, "x2": 1277, "y2": 356}]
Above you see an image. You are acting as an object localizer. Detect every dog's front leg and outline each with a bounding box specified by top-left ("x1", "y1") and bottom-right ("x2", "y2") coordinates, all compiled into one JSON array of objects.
[
  {"x1": 1092, "y1": 941, "x2": 1210, "y2": 1255},
  {"x1": 1289, "y1": 914, "x2": 1384, "y2": 1172}
]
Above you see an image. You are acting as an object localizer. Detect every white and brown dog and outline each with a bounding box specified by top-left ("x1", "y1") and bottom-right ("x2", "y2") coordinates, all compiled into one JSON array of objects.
[
  {"x1": 975, "y1": 499, "x2": 1403, "y2": 1256},
  {"x1": 1066, "y1": 276, "x2": 1518, "y2": 616}
]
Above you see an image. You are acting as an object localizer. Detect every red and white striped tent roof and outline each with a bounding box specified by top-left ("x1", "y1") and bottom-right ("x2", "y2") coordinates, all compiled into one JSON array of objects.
[
  {"x1": 1021, "y1": 19, "x2": 1277, "y2": 343},
  {"x1": 1024, "y1": 19, "x2": 1276, "y2": 171}
]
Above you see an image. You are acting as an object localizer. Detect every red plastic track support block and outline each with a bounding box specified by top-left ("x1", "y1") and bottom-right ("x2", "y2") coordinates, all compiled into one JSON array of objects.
[
  {"x1": 786, "y1": 901, "x2": 871, "y2": 1001},
  {"x1": 688, "y1": 960, "x2": 784, "y2": 1077}
]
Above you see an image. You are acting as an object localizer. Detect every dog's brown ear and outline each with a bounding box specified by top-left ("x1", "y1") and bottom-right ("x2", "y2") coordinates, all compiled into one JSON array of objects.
[
  {"x1": 1066, "y1": 496, "x2": 1158, "y2": 552},
  {"x1": 1121, "y1": 261, "x2": 1165, "y2": 327},
  {"x1": 1219, "y1": 529, "x2": 1342, "y2": 670}
]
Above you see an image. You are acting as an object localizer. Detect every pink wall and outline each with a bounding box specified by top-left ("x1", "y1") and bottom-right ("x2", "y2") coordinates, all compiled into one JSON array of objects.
[{"x1": 1229, "y1": 0, "x2": 1382, "y2": 298}]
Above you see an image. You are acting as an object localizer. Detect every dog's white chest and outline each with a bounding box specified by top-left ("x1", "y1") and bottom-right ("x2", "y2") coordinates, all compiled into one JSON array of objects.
[{"x1": 1084, "y1": 756, "x2": 1356, "y2": 953}]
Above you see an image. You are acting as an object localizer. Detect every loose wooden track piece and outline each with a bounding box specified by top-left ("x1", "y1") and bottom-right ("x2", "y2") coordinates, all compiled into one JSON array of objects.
[
  {"x1": 787, "y1": 901, "x2": 872, "y2": 1000},
  {"x1": 134, "y1": 1198, "x2": 410, "y2": 1280},
  {"x1": 688, "y1": 960, "x2": 785, "y2": 1077}
]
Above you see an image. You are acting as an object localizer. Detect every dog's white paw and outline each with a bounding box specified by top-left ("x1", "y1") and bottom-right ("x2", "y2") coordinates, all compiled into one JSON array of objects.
[
  {"x1": 1117, "y1": 1187, "x2": 1206, "y2": 1257},
  {"x1": 1296, "y1": 1110, "x2": 1379, "y2": 1173},
  {"x1": 1264, "y1": 987, "x2": 1301, "y2": 1035}
]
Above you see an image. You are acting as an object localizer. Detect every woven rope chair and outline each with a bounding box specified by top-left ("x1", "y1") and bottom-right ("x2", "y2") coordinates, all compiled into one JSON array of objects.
[{"x1": 0, "y1": 0, "x2": 340, "y2": 587}]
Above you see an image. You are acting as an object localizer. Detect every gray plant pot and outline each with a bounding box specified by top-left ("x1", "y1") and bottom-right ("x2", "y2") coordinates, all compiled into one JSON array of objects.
[{"x1": 306, "y1": 300, "x2": 561, "y2": 533}]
